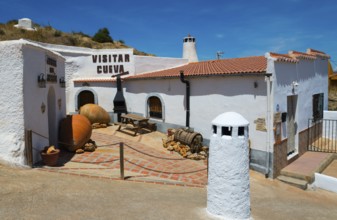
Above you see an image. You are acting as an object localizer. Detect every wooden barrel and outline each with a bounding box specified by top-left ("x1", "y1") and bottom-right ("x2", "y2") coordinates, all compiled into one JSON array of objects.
[
  {"x1": 58, "y1": 114, "x2": 92, "y2": 152},
  {"x1": 174, "y1": 129, "x2": 203, "y2": 153}
]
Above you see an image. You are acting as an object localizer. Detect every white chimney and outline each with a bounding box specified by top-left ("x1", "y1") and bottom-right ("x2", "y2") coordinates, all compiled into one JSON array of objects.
[
  {"x1": 207, "y1": 112, "x2": 251, "y2": 219},
  {"x1": 182, "y1": 34, "x2": 198, "y2": 62}
]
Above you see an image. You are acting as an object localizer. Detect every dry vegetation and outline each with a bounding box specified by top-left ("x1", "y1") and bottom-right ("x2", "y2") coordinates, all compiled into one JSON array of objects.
[
  {"x1": 329, "y1": 90, "x2": 337, "y2": 110},
  {"x1": 0, "y1": 20, "x2": 153, "y2": 56}
]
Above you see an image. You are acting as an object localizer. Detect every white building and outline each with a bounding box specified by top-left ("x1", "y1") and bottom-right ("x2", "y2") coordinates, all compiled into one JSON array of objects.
[
  {"x1": 14, "y1": 18, "x2": 36, "y2": 31},
  {"x1": 0, "y1": 36, "x2": 330, "y2": 178},
  {"x1": 124, "y1": 49, "x2": 329, "y2": 178},
  {"x1": 0, "y1": 39, "x2": 66, "y2": 166}
]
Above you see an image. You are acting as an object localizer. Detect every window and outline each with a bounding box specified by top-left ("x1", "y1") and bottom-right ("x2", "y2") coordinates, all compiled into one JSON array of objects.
[
  {"x1": 148, "y1": 96, "x2": 162, "y2": 119},
  {"x1": 222, "y1": 126, "x2": 232, "y2": 136},
  {"x1": 312, "y1": 93, "x2": 323, "y2": 121},
  {"x1": 212, "y1": 125, "x2": 217, "y2": 134},
  {"x1": 238, "y1": 127, "x2": 245, "y2": 136}
]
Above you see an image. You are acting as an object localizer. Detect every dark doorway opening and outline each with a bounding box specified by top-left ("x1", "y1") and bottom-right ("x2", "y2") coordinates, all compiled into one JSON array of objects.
[{"x1": 78, "y1": 90, "x2": 95, "y2": 110}]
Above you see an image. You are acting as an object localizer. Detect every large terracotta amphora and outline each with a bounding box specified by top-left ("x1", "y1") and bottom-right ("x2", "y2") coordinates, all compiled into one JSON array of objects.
[
  {"x1": 58, "y1": 114, "x2": 92, "y2": 152},
  {"x1": 79, "y1": 104, "x2": 111, "y2": 124}
]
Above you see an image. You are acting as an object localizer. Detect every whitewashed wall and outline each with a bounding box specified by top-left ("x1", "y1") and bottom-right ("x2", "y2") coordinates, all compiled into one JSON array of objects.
[
  {"x1": 40, "y1": 45, "x2": 133, "y2": 114},
  {"x1": 22, "y1": 44, "x2": 66, "y2": 163},
  {"x1": 41, "y1": 43, "x2": 189, "y2": 115},
  {"x1": 125, "y1": 75, "x2": 268, "y2": 152},
  {"x1": 72, "y1": 82, "x2": 117, "y2": 112},
  {"x1": 0, "y1": 41, "x2": 26, "y2": 165},
  {"x1": 0, "y1": 40, "x2": 66, "y2": 166},
  {"x1": 272, "y1": 57, "x2": 328, "y2": 142},
  {"x1": 134, "y1": 56, "x2": 188, "y2": 74},
  {"x1": 63, "y1": 55, "x2": 120, "y2": 114}
]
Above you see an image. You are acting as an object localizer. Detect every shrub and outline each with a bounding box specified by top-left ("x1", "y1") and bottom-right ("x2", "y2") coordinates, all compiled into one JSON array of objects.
[
  {"x1": 92, "y1": 27, "x2": 113, "y2": 43},
  {"x1": 0, "y1": 29, "x2": 5, "y2": 35}
]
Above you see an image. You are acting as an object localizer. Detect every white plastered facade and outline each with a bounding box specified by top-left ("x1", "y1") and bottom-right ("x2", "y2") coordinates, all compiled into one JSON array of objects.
[{"x1": 0, "y1": 40, "x2": 66, "y2": 166}]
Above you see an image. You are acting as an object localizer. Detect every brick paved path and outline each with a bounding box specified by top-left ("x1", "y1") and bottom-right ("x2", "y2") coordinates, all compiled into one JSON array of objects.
[{"x1": 40, "y1": 129, "x2": 208, "y2": 187}]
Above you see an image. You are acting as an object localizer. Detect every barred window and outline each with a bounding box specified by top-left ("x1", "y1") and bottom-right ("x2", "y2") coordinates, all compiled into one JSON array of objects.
[
  {"x1": 313, "y1": 93, "x2": 323, "y2": 121},
  {"x1": 148, "y1": 96, "x2": 162, "y2": 119}
]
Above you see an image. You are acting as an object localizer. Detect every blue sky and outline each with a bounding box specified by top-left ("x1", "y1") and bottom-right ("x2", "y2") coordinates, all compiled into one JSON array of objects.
[{"x1": 1, "y1": 0, "x2": 337, "y2": 67}]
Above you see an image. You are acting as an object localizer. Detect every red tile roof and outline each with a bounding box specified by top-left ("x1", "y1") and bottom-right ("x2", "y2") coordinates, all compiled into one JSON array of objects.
[
  {"x1": 289, "y1": 51, "x2": 317, "y2": 60},
  {"x1": 306, "y1": 48, "x2": 330, "y2": 59},
  {"x1": 73, "y1": 78, "x2": 116, "y2": 83},
  {"x1": 126, "y1": 56, "x2": 267, "y2": 80},
  {"x1": 269, "y1": 48, "x2": 330, "y2": 63},
  {"x1": 269, "y1": 52, "x2": 299, "y2": 63}
]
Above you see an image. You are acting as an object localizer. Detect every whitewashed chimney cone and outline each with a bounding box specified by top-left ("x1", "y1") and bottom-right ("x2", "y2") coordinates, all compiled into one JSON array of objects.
[
  {"x1": 207, "y1": 112, "x2": 251, "y2": 219},
  {"x1": 182, "y1": 34, "x2": 198, "y2": 62}
]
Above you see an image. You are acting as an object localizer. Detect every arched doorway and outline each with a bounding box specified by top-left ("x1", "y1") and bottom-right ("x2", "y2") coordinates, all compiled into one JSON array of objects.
[
  {"x1": 148, "y1": 96, "x2": 163, "y2": 119},
  {"x1": 48, "y1": 87, "x2": 57, "y2": 146},
  {"x1": 78, "y1": 90, "x2": 95, "y2": 110}
]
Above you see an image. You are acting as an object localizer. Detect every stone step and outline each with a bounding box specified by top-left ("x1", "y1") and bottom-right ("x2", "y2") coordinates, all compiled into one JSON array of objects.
[
  {"x1": 280, "y1": 169, "x2": 311, "y2": 182},
  {"x1": 277, "y1": 175, "x2": 308, "y2": 190}
]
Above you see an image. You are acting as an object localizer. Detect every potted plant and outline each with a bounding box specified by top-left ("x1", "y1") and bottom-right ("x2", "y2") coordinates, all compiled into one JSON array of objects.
[{"x1": 40, "y1": 145, "x2": 60, "y2": 166}]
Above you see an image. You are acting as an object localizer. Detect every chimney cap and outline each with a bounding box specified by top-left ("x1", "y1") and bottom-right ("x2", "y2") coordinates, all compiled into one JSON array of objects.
[{"x1": 212, "y1": 112, "x2": 249, "y2": 127}]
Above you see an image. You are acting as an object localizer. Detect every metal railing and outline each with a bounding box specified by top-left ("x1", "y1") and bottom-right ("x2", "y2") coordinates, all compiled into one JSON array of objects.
[{"x1": 308, "y1": 119, "x2": 337, "y2": 153}]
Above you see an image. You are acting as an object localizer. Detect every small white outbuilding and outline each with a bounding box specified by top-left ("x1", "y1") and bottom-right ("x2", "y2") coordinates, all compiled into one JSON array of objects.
[
  {"x1": 14, "y1": 18, "x2": 36, "y2": 31},
  {"x1": 0, "y1": 39, "x2": 66, "y2": 166}
]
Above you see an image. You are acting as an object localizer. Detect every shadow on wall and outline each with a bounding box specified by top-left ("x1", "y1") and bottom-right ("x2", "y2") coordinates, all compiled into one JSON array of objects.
[{"x1": 125, "y1": 76, "x2": 266, "y2": 97}]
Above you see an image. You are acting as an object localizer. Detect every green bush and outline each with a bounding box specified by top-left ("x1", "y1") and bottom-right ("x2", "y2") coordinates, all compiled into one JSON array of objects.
[
  {"x1": 92, "y1": 27, "x2": 113, "y2": 43},
  {"x1": 0, "y1": 29, "x2": 5, "y2": 35}
]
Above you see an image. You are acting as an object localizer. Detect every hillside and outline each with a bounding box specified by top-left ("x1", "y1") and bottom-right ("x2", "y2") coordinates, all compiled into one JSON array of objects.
[{"x1": 0, "y1": 20, "x2": 153, "y2": 56}]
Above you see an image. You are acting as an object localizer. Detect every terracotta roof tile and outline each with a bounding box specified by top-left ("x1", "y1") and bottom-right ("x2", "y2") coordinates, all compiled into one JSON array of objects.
[
  {"x1": 73, "y1": 78, "x2": 116, "y2": 83},
  {"x1": 307, "y1": 48, "x2": 330, "y2": 59},
  {"x1": 269, "y1": 52, "x2": 299, "y2": 63},
  {"x1": 126, "y1": 56, "x2": 267, "y2": 80},
  {"x1": 289, "y1": 51, "x2": 316, "y2": 60}
]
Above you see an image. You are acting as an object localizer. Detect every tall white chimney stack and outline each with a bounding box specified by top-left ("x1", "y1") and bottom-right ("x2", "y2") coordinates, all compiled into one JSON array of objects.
[{"x1": 182, "y1": 34, "x2": 198, "y2": 62}]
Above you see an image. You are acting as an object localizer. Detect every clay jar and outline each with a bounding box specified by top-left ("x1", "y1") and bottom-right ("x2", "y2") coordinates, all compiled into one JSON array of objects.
[
  {"x1": 79, "y1": 104, "x2": 111, "y2": 124},
  {"x1": 59, "y1": 114, "x2": 92, "y2": 152},
  {"x1": 40, "y1": 149, "x2": 60, "y2": 166}
]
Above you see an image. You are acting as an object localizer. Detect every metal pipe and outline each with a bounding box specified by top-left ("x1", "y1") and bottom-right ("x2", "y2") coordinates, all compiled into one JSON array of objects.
[
  {"x1": 264, "y1": 73, "x2": 272, "y2": 178},
  {"x1": 180, "y1": 70, "x2": 190, "y2": 128}
]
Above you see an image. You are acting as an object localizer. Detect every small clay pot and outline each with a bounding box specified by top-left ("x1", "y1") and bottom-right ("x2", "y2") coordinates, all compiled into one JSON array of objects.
[{"x1": 40, "y1": 149, "x2": 60, "y2": 166}]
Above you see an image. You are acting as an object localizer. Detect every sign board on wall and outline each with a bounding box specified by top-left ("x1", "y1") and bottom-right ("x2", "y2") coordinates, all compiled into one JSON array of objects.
[
  {"x1": 92, "y1": 54, "x2": 130, "y2": 74},
  {"x1": 74, "y1": 49, "x2": 134, "y2": 77}
]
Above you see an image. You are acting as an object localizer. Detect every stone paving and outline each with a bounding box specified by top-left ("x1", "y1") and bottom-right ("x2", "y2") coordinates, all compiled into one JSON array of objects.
[
  {"x1": 39, "y1": 126, "x2": 208, "y2": 187},
  {"x1": 280, "y1": 151, "x2": 335, "y2": 182}
]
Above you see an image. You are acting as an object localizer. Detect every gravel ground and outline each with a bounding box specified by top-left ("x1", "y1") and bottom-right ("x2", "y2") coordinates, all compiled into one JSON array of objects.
[{"x1": 1, "y1": 162, "x2": 337, "y2": 220}]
